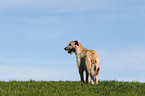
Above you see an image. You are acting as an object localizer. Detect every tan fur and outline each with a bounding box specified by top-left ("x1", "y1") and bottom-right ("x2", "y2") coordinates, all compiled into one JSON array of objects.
[{"x1": 64, "y1": 41, "x2": 100, "y2": 84}]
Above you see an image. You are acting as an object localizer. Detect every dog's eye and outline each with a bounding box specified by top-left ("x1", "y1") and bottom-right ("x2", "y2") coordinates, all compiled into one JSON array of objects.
[{"x1": 69, "y1": 44, "x2": 71, "y2": 46}]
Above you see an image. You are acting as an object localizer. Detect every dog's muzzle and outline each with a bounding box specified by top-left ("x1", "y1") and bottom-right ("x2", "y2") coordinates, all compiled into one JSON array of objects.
[{"x1": 64, "y1": 47, "x2": 75, "y2": 54}]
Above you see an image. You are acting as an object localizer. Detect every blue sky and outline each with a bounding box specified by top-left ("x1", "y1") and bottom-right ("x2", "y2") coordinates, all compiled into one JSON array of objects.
[{"x1": 0, "y1": 0, "x2": 145, "y2": 82}]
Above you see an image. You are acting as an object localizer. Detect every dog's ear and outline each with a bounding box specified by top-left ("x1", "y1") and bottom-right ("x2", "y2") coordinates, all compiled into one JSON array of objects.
[{"x1": 74, "y1": 40, "x2": 79, "y2": 46}]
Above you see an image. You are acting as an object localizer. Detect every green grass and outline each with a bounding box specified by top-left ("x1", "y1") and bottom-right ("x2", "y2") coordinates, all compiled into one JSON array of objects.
[{"x1": 0, "y1": 80, "x2": 144, "y2": 96}]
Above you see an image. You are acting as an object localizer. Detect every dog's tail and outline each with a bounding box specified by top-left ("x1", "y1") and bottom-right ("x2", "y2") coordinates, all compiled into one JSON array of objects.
[{"x1": 94, "y1": 66, "x2": 100, "y2": 76}]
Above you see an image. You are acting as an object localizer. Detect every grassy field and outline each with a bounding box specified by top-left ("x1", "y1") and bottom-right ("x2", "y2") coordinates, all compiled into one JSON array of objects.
[{"x1": 0, "y1": 80, "x2": 144, "y2": 96}]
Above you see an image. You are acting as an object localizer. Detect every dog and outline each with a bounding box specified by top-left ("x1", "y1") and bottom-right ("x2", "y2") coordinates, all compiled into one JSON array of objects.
[{"x1": 64, "y1": 40, "x2": 100, "y2": 84}]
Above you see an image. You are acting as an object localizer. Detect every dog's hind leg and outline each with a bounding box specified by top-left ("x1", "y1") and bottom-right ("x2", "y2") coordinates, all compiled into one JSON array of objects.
[
  {"x1": 90, "y1": 64, "x2": 95, "y2": 84},
  {"x1": 95, "y1": 66, "x2": 100, "y2": 84}
]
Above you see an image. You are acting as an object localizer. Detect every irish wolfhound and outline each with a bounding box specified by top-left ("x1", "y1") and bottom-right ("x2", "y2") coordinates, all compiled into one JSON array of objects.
[{"x1": 64, "y1": 40, "x2": 100, "y2": 84}]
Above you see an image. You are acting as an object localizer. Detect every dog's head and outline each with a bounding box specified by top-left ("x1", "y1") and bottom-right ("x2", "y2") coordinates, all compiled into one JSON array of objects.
[{"x1": 64, "y1": 40, "x2": 79, "y2": 54}]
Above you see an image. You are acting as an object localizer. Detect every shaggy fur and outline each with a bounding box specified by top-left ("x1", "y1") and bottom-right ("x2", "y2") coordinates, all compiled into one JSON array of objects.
[{"x1": 64, "y1": 41, "x2": 100, "y2": 84}]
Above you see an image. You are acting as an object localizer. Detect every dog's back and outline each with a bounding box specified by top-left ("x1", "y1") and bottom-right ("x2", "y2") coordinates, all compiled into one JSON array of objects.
[{"x1": 85, "y1": 50, "x2": 100, "y2": 80}]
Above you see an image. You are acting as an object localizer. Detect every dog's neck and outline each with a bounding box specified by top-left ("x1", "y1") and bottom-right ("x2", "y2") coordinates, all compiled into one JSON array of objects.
[{"x1": 75, "y1": 43, "x2": 87, "y2": 55}]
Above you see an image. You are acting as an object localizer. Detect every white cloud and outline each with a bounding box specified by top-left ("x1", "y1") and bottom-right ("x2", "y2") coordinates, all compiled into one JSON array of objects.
[
  {"x1": 0, "y1": 58, "x2": 77, "y2": 81},
  {"x1": 53, "y1": 9, "x2": 72, "y2": 13},
  {"x1": 0, "y1": 54, "x2": 78, "y2": 81},
  {"x1": 0, "y1": 46, "x2": 145, "y2": 82},
  {"x1": 99, "y1": 46, "x2": 145, "y2": 82},
  {"x1": 1, "y1": 0, "x2": 145, "y2": 20},
  {"x1": 0, "y1": 55, "x2": 73, "y2": 65},
  {"x1": 100, "y1": 46, "x2": 145, "y2": 68},
  {"x1": 0, "y1": 65, "x2": 62, "y2": 81},
  {"x1": 0, "y1": 0, "x2": 99, "y2": 11},
  {"x1": 1, "y1": 0, "x2": 145, "y2": 13},
  {"x1": 26, "y1": 32, "x2": 64, "y2": 39}
]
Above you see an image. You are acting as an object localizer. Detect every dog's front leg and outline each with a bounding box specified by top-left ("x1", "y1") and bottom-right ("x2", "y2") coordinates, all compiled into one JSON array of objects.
[
  {"x1": 86, "y1": 71, "x2": 89, "y2": 83},
  {"x1": 79, "y1": 66, "x2": 84, "y2": 82},
  {"x1": 77, "y1": 57, "x2": 84, "y2": 82}
]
